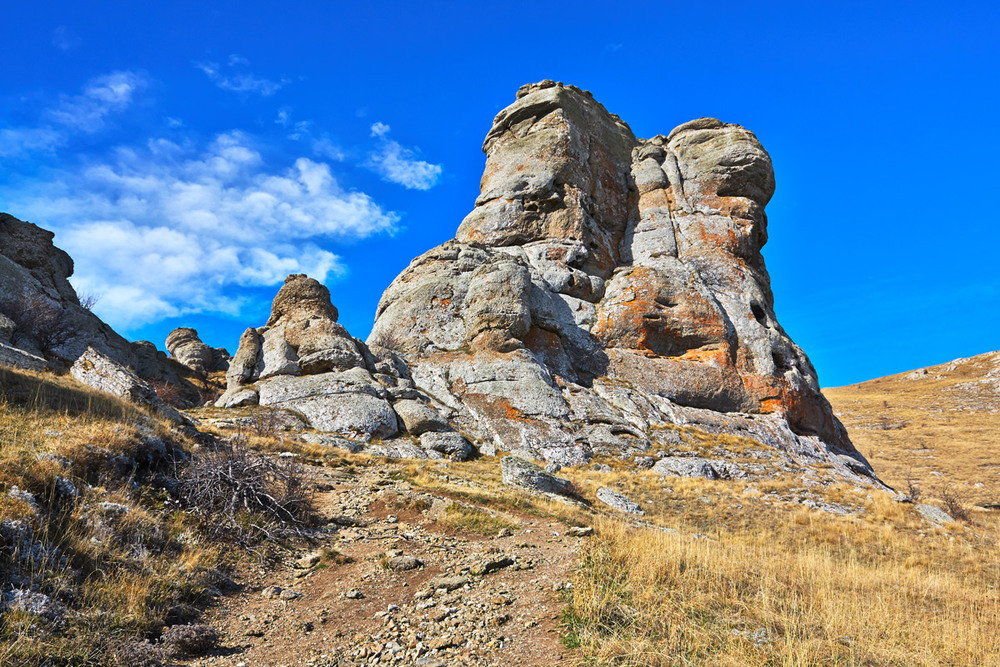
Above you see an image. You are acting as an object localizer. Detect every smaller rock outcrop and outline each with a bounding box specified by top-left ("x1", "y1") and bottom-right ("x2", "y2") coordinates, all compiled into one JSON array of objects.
[
  {"x1": 0, "y1": 213, "x2": 206, "y2": 406},
  {"x1": 69, "y1": 347, "x2": 187, "y2": 425},
  {"x1": 215, "y1": 274, "x2": 472, "y2": 459},
  {"x1": 165, "y1": 328, "x2": 230, "y2": 375}
]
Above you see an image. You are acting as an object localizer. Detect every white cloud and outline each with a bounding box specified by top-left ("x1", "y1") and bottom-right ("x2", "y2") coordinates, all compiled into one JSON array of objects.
[
  {"x1": 5, "y1": 132, "x2": 397, "y2": 330},
  {"x1": 47, "y1": 71, "x2": 145, "y2": 131},
  {"x1": 366, "y1": 123, "x2": 442, "y2": 190},
  {"x1": 0, "y1": 127, "x2": 63, "y2": 157},
  {"x1": 0, "y1": 71, "x2": 144, "y2": 157},
  {"x1": 196, "y1": 59, "x2": 288, "y2": 96}
]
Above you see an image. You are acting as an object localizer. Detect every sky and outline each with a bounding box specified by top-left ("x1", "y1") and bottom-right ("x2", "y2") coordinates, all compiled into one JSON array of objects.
[{"x1": 1, "y1": 1, "x2": 998, "y2": 387}]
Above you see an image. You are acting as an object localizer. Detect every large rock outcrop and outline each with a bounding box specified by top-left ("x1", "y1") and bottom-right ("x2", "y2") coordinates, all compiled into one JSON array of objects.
[
  {"x1": 369, "y1": 80, "x2": 872, "y2": 478},
  {"x1": 0, "y1": 212, "x2": 201, "y2": 403},
  {"x1": 217, "y1": 274, "x2": 470, "y2": 458}
]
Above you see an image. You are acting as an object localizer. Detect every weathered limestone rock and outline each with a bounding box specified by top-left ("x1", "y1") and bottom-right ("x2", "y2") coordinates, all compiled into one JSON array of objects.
[
  {"x1": 165, "y1": 327, "x2": 229, "y2": 375},
  {"x1": 596, "y1": 488, "x2": 644, "y2": 515},
  {"x1": 70, "y1": 347, "x2": 185, "y2": 424},
  {"x1": 501, "y1": 456, "x2": 574, "y2": 496},
  {"x1": 393, "y1": 399, "x2": 450, "y2": 435},
  {"x1": 419, "y1": 431, "x2": 473, "y2": 461},
  {"x1": 216, "y1": 274, "x2": 459, "y2": 451},
  {"x1": 369, "y1": 81, "x2": 875, "y2": 482},
  {"x1": 0, "y1": 342, "x2": 46, "y2": 371}
]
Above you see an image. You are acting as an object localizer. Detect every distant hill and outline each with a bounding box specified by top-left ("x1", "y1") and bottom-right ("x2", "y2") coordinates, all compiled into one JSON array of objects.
[{"x1": 825, "y1": 351, "x2": 1000, "y2": 506}]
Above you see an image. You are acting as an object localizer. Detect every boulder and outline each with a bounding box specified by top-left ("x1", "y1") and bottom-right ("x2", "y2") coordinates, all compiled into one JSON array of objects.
[
  {"x1": 70, "y1": 347, "x2": 185, "y2": 424},
  {"x1": 596, "y1": 488, "x2": 645, "y2": 515},
  {"x1": 0, "y1": 213, "x2": 201, "y2": 400},
  {"x1": 394, "y1": 399, "x2": 450, "y2": 435},
  {"x1": 419, "y1": 431, "x2": 473, "y2": 461},
  {"x1": 165, "y1": 327, "x2": 229, "y2": 375},
  {"x1": 500, "y1": 456, "x2": 574, "y2": 496}
]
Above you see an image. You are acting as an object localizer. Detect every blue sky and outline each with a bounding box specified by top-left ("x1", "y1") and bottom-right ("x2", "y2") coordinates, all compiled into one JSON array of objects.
[{"x1": 1, "y1": 1, "x2": 998, "y2": 387}]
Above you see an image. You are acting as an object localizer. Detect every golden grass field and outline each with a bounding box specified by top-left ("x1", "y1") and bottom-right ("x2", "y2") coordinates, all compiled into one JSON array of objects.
[{"x1": 825, "y1": 351, "x2": 1000, "y2": 507}]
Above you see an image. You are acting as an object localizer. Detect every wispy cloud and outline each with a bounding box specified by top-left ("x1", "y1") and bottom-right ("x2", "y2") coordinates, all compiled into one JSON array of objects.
[
  {"x1": 47, "y1": 71, "x2": 145, "y2": 131},
  {"x1": 0, "y1": 70, "x2": 145, "y2": 157},
  {"x1": 196, "y1": 56, "x2": 288, "y2": 96},
  {"x1": 366, "y1": 122, "x2": 442, "y2": 190},
  {"x1": 52, "y1": 26, "x2": 81, "y2": 52},
  {"x1": 5, "y1": 132, "x2": 397, "y2": 329}
]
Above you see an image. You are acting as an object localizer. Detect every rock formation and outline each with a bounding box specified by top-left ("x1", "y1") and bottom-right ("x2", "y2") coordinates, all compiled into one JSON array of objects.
[
  {"x1": 368, "y1": 80, "x2": 873, "y2": 479},
  {"x1": 217, "y1": 274, "x2": 471, "y2": 459},
  {"x1": 0, "y1": 212, "x2": 201, "y2": 404},
  {"x1": 165, "y1": 327, "x2": 230, "y2": 375}
]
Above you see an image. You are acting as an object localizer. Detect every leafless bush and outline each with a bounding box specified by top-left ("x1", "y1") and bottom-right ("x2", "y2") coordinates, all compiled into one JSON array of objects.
[
  {"x1": 939, "y1": 485, "x2": 971, "y2": 522},
  {"x1": 0, "y1": 293, "x2": 74, "y2": 355},
  {"x1": 247, "y1": 405, "x2": 282, "y2": 437},
  {"x1": 161, "y1": 623, "x2": 219, "y2": 656},
  {"x1": 905, "y1": 472, "x2": 923, "y2": 503},
  {"x1": 176, "y1": 441, "x2": 314, "y2": 545},
  {"x1": 78, "y1": 291, "x2": 101, "y2": 311},
  {"x1": 151, "y1": 381, "x2": 185, "y2": 408},
  {"x1": 369, "y1": 327, "x2": 403, "y2": 352},
  {"x1": 199, "y1": 386, "x2": 222, "y2": 406}
]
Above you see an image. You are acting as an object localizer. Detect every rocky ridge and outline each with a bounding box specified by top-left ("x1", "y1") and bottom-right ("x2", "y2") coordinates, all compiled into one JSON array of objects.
[{"x1": 0, "y1": 212, "x2": 202, "y2": 404}]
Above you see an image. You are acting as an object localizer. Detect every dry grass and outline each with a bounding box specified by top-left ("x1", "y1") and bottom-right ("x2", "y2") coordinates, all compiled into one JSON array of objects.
[
  {"x1": 564, "y1": 507, "x2": 1000, "y2": 666},
  {"x1": 824, "y1": 351, "x2": 1000, "y2": 506},
  {"x1": 438, "y1": 502, "x2": 520, "y2": 536},
  {"x1": 0, "y1": 367, "x2": 222, "y2": 665}
]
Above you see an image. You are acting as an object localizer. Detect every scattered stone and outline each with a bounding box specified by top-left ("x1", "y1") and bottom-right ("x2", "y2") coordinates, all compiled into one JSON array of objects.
[
  {"x1": 634, "y1": 456, "x2": 656, "y2": 470},
  {"x1": 261, "y1": 586, "x2": 283, "y2": 599},
  {"x1": 501, "y1": 456, "x2": 574, "y2": 496},
  {"x1": 469, "y1": 557, "x2": 515, "y2": 576},
  {"x1": 344, "y1": 589, "x2": 365, "y2": 600},
  {"x1": 596, "y1": 488, "x2": 645, "y2": 515},
  {"x1": 295, "y1": 551, "x2": 322, "y2": 569},
  {"x1": 387, "y1": 556, "x2": 424, "y2": 571},
  {"x1": 916, "y1": 504, "x2": 955, "y2": 524}
]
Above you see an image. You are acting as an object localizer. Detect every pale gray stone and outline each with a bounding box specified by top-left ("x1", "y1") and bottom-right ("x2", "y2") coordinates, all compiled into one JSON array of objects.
[
  {"x1": 596, "y1": 488, "x2": 645, "y2": 515},
  {"x1": 501, "y1": 456, "x2": 573, "y2": 496},
  {"x1": 419, "y1": 431, "x2": 473, "y2": 461},
  {"x1": 916, "y1": 504, "x2": 954, "y2": 524}
]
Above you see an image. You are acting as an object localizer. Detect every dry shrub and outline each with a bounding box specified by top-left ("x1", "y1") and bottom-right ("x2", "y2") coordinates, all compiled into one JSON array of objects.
[
  {"x1": 177, "y1": 440, "x2": 314, "y2": 545},
  {"x1": 160, "y1": 623, "x2": 218, "y2": 656},
  {"x1": 369, "y1": 328, "x2": 402, "y2": 352},
  {"x1": 150, "y1": 381, "x2": 185, "y2": 408},
  {"x1": 247, "y1": 406, "x2": 282, "y2": 437},
  {"x1": 939, "y1": 485, "x2": 971, "y2": 522},
  {"x1": 0, "y1": 293, "x2": 74, "y2": 355}
]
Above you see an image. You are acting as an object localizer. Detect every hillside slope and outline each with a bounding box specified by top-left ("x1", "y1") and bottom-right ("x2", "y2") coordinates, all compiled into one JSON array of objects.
[{"x1": 825, "y1": 351, "x2": 1000, "y2": 507}]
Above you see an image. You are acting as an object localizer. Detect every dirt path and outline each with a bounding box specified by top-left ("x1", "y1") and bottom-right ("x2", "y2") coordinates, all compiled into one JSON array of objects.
[{"x1": 189, "y1": 462, "x2": 582, "y2": 666}]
